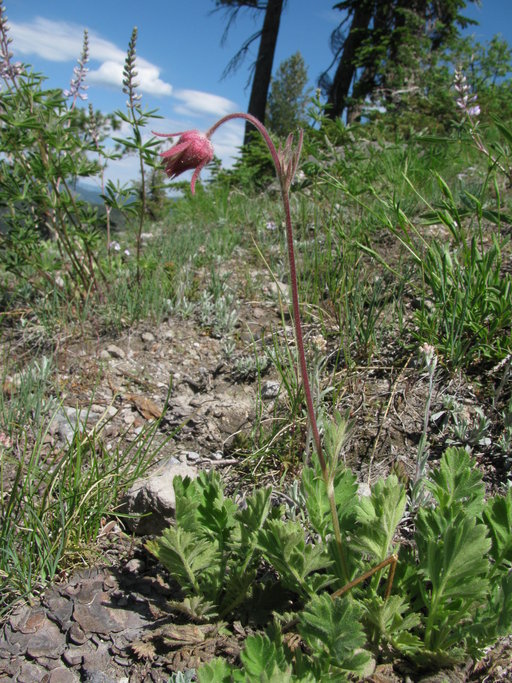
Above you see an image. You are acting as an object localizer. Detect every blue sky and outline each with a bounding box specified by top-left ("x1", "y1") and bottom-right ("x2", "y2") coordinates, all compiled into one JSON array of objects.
[{"x1": 3, "y1": 0, "x2": 511, "y2": 187}]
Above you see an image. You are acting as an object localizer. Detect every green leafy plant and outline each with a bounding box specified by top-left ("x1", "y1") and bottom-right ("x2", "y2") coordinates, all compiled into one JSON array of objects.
[{"x1": 145, "y1": 447, "x2": 512, "y2": 679}]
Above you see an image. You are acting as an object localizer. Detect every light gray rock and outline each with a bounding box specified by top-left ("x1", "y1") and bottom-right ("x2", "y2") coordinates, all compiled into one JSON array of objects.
[
  {"x1": 261, "y1": 380, "x2": 280, "y2": 399},
  {"x1": 48, "y1": 407, "x2": 86, "y2": 444},
  {"x1": 121, "y1": 461, "x2": 198, "y2": 535}
]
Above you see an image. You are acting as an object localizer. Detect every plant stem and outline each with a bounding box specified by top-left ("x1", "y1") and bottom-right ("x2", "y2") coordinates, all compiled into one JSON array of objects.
[{"x1": 208, "y1": 113, "x2": 348, "y2": 581}]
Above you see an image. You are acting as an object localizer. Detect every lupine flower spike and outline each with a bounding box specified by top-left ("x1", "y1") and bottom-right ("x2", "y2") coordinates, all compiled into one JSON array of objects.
[{"x1": 454, "y1": 67, "x2": 480, "y2": 119}]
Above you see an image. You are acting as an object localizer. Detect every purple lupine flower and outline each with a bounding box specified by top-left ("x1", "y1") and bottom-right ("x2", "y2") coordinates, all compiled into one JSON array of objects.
[
  {"x1": 64, "y1": 30, "x2": 89, "y2": 107},
  {"x1": 454, "y1": 67, "x2": 480, "y2": 118}
]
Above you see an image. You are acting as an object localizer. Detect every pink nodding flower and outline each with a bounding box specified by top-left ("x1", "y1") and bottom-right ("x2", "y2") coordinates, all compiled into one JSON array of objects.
[{"x1": 153, "y1": 129, "x2": 214, "y2": 194}]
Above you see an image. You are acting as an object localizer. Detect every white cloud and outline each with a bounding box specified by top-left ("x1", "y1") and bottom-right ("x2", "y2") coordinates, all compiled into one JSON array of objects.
[
  {"x1": 173, "y1": 89, "x2": 237, "y2": 118},
  {"x1": 9, "y1": 17, "x2": 172, "y2": 96}
]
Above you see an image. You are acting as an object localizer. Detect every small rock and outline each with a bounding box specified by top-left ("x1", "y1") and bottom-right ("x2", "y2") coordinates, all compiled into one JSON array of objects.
[
  {"x1": 47, "y1": 667, "x2": 79, "y2": 682},
  {"x1": 68, "y1": 623, "x2": 87, "y2": 645},
  {"x1": 24, "y1": 614, "x2": 65, "y2": 659},
  {"x1": 17, "y1": 660, "x2": 42, "y2": 683},
  {"x1": 45, "y1": 594, "x2": 73, "y2": 629},
  {"x1": 358, "y1": 482, "x2": 372, "y2": 498},
  {"x1": 141, "y1": 332, "x2": 155, "y2": 343},
  {"x1": 81, "y1": 672, "x2": 117, "y2": 683},
  {"x1": 120, "y1": 460, "x2": 198, "y2": 535},
  {"x1": 105, "y1": 344, "x2": 125, "y2": 359},
  {"x1": 211, "y1": 450, "x2": 223, "y2": 460},
  {"x1": 261, "y1": 381, "x2": 280, "y2": 399},
  {"x1": 184, "y1": 450, "x2": 200, "y2": 462},
  {"x1": 73, "y1": 593, "x2": 124, "y2": 635},
  {"x1": 123, "y1": 558, "x2": 145, "y2": 574},
  {"x1": 62, "y1": 646, "x2": 86, "y2": 667}
]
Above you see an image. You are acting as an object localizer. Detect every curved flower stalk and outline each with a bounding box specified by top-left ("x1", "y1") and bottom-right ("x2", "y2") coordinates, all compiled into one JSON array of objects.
[{"x1": 154, "y1": 114, "x2": 349, "y2": 580}]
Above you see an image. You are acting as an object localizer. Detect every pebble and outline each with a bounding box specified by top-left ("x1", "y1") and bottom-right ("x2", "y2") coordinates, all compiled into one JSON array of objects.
[
  {"x1": 141, "y1": 332, "x2": 155, "y2": 343},
  {"x1": 123, "y1": 558, "x2": 145, "y2": 574},
  {"x1": 105, "y1": 344, "x2": 126, "y2": 359},
  {"x1": 261, "y1": 380, "x2": 280, "y2": 399}
]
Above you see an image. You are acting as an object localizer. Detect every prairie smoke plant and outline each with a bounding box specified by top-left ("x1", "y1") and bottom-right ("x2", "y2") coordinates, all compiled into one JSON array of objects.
[
  {"x1": 155, "y1": 113, "x2": 349, "y2": 580},
  {"x1": 152, "y1": 130, "x2": 214, "y2": 194}
]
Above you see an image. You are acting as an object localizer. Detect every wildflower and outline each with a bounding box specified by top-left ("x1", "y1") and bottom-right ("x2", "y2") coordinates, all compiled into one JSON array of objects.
[
  {"x1": 109, "y1": 241, "x2": 121, "y2": 252},
  {"x1": 153, "y1": 130, "x2": 214, "y2": 194},
  {"x1": 265, "y1": 220, "x2": 277, "y2": 231},
  {"x1": 454, "y1": 67, "x2": 480, "y2": 119},
  {"x1": 0, "y1": 431, "x2": 11, "y2": 449},
  {"x1": 64, "y1": 30, "x2": 89, "y2": 106}
]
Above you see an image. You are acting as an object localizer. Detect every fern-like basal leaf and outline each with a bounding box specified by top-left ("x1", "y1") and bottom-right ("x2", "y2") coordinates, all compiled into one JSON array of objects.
[
  {"x1": 362, "y1": 594, "x2": 422, "y2": 656},
  {"x1": 239, "y1": 633, "x2": 291, "y2": 679},
  {"x1": 258, "y1": 520, "x2": 332, "y2": 597},
  {"x1": 470, "y1": 570, "x2": 512, "y2": 651},
  {"x1": 236, "y1": 486, "x2": 272, "y2": 533},
  {"x1": 351, "y1": 475, "x2": 406, "y2": 562},
  {"x1": 173, "y1": 475, "x2": 201, "y2": 531},
  {"x1": 146, "y1": 526, "x2": 219, "y2": 595},
  {"x1": 417, "y1": 509, "x2": 491, "y2": 653},
  {"x1": 426, "y1": 447, "x2": 485, "y2": 516},
  {"x1": 234, "y1": 486, "x2": 272, "y2": 560},
  {"x1": 301, "y1": 465, "x2": 357, "y2": 540},
  {"x1": 167, "y1": 595, "x2": 219, "y2": 622},
  {"x1": 197, "y1": 657, "x2": 233, "y2": 683},
  {"x1": 482, "y1": 488, "x2": 512, "y2": 569},
  {"x1": 219, "y1": 566, "x2": 258, "y2": 617},
  {"x1": 196, "y1": 470, "x2": 237, "y2": 538},
  {"x1": 298, "y1": 593, "x2": 371, "y2": 675}
]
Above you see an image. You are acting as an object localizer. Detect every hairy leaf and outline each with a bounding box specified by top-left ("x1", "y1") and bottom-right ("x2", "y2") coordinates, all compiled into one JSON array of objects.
[
  {"x1": 239, "y1": 633, "x2": 291, "y2": 679},
  {"x1": 482, "y1": 488, "x2": 512, "y2": 569},
  {"x1": 426, "y1": 447, "x2": 485, "y2": 516},
  {"x1": 351, "y1": 475, "x2": 406, "y2": 562},
  {"x1": 197, "y1": 657, "x2": 232, "y2": 683},
  {"x1": 362, "y1": 594, "x2": 422, "y2": 656},
  {"x1": 298, "y1": 593, "x2": 371, "y2": 676},
  {"x1": 258, "y1": 520, "x2": 333, "y2": 597},
  {"x1": 301, "y1": 464, "x2": 358, "y2": 540},
  {"x1": 146, "y1": 526, "x2": 219, "y2": 596},
  {"x1": 417, "y1": 509, "x2": 491, "y2": 652}
]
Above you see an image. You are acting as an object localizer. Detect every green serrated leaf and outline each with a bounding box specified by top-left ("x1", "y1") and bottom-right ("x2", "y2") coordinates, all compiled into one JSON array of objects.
[
  {"x1": 258, "y1": 520, "x2": 332, "y2": 597},
  {"x1": 146, "y1": 526, "x2": 219, "y2": 595},
  {"x1": 482, "y1": 488, "x2": 512, "y2": 569},
  {"x1": 299, "y1": 593, "x2": 372, "y2": 676},
  {"x1": 239, "y1": 633, "x2": 291, "y2": 679},
  {"x1": 197, "y1": 657, "x2": 233, "y2": 683},
  {"x1": 426, "y1": 447, "x2": 485, "y2": 516},
  {"x1": 351, "y1": 475, "x2": 406, "y2": 562},
  {"x1": 417, "y1": 510, "x2": 491, "y2": 652},
  {"x1": 301, "y1": 464, "x2": 357, "y2": 539}
]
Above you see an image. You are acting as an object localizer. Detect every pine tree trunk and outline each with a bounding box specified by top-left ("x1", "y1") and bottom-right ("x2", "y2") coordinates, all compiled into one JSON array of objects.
[
  {"x1": 325, "y1": 1, "x2": 373, "y2": 120},
  {"x1": 244, "y1": 0, "x2": 284, "y2": 145}
]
